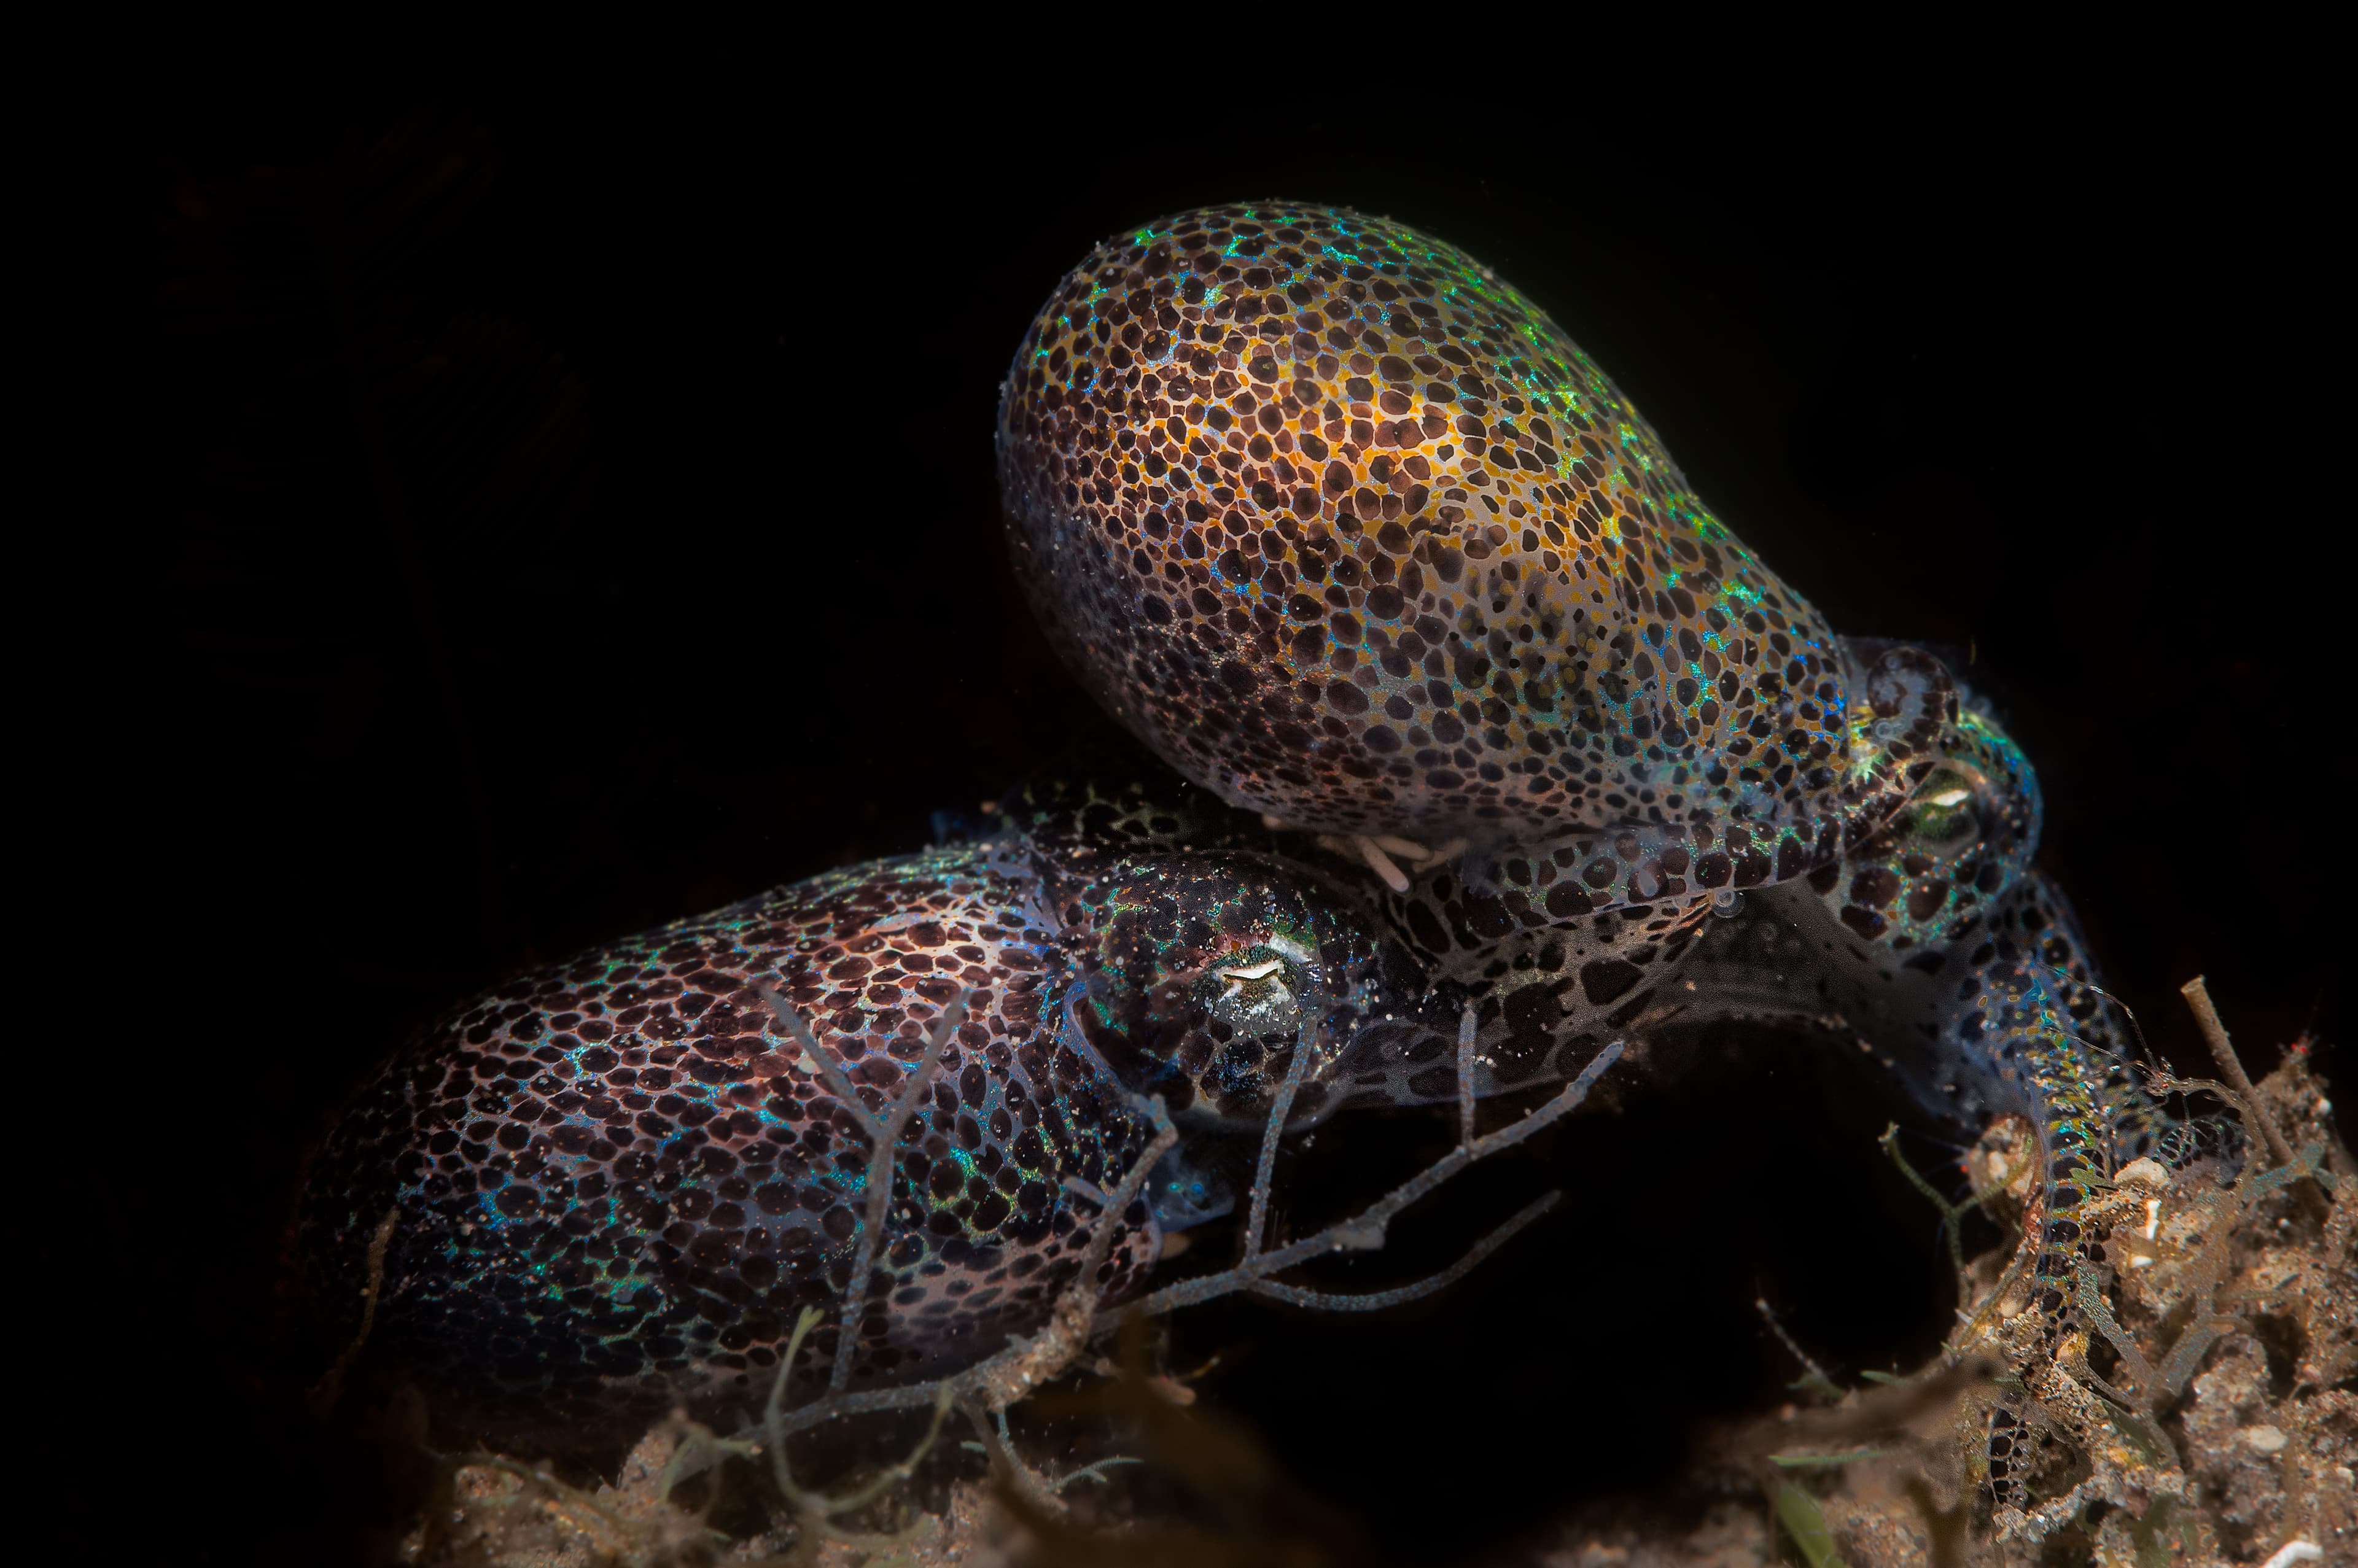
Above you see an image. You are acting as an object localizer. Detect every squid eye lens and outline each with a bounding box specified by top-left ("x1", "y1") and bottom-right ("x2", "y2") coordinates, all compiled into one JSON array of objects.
[{"x1": 1902, "y1": 775, "x2": 1981, "y2": 852}]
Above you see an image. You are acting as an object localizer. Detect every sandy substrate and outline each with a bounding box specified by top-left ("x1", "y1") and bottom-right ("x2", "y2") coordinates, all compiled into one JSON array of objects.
[{"x1": 1523, "y1": 1051, "x2": 2353, "y2": 1568}]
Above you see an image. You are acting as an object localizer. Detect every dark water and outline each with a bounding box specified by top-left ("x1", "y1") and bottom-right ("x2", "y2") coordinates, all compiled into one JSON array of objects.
[{"x1": 119, "y1": 96, "x2": 2342, "y2": 1563}]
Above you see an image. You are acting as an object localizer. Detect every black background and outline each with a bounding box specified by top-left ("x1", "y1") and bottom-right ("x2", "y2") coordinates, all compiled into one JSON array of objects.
[{"x1": 119, "y1": 88, "x2": 2342, "y2": 1562}]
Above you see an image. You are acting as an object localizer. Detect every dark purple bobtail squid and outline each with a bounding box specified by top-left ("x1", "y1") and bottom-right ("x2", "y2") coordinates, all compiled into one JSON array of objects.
[{"x1": 305, "y1": 204, "x2": 2226, "y2": 1515}]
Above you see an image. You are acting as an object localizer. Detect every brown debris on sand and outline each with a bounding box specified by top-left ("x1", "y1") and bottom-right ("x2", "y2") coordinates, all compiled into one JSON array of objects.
[{"x1": 1530, "y1": 1044, "x2": 2352, "y2": 1568}]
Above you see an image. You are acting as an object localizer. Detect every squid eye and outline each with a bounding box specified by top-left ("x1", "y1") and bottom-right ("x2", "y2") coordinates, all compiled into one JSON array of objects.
[
  {"x1": 1897, "y1": 767, "x2": 1982, "y2": 853},
  {"x1": 1213, "y1": 954, "x2": 1296, "y2": 1005},
  {"x1": 1198, "y1": 942, "x2": 1309, "y2": 1031}
]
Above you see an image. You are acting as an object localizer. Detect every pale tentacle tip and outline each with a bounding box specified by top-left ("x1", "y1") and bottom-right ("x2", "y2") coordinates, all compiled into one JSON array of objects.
[{"x1": 1355, "y1": 835, "x2": 1411, "y2": 894}]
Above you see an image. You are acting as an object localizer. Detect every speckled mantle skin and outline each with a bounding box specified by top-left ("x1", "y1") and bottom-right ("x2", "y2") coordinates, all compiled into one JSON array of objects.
[
  {"x1": 305, "y1": 207, "x2": 2214, "y2": 1478},
  {"x1": 306, "y1": 840, "x2": 1164, "y2": 1433}
]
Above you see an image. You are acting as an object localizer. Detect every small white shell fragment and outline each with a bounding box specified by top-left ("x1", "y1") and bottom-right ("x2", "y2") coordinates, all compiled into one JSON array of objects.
[
  {"x1": 2114, "y1": 1157, "x2": 2171, "y2": 1190},
  {"x1": 2240, "y1": 1424, "x2": 2289, "y2": 1454}
]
